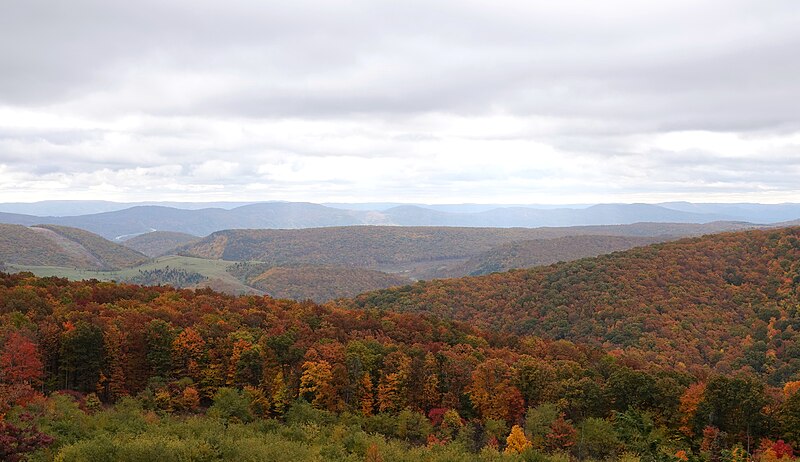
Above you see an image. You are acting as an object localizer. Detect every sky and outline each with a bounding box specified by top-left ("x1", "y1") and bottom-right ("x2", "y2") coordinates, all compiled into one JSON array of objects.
[{"x1": 1, "y1": 0, "x2": 799, "y2": 204}]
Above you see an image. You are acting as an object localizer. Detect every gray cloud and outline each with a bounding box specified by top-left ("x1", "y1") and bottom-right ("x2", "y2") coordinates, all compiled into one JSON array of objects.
[{"x1": 0, "y1": 0, "x2": 799, "y2": 203}]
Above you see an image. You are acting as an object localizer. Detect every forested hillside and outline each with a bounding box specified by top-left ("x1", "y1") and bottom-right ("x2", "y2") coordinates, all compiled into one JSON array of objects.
[
  {"x1": 0, "y1": 224, "x2": 147, "y2": 270},
  {"x1": 179, "y1": 222, "x2": 754, "y2": 280},
  {"x1": 0, "y1": 262, "x2": 800, "y2": 461},
  {"x1": 347, "y1": 227, "x2": 800, "y2": 385},
  {"x1": 34, "y1": 225, "x2": 148, "y2": 269},
  {"x1": 451, "y1": 235, "x2": 661, "y2": 276},
  {"x1": 121, "y1": 231, "x2": 200, "y2": 257},
  {"x1": 228, "y1": 263, "x2": 412, "y2": 302},
  {"x1": 0, "y1": 224, "x2": 89, "y2": 268}
]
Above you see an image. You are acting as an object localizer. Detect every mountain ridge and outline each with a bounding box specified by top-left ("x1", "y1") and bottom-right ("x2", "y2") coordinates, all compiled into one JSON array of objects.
[{"x1": 0, "y1": 201, "x2": 767, "y2": 239}]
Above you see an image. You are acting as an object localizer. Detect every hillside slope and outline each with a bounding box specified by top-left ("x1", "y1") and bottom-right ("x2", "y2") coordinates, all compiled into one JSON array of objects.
[
  {"x1": 3, "y1": 261, "x2": 799, "y2": 456},
  {"x1": 345, "y1": 227, "x2": 800, "y2": 383},
  {"x1": 0, "y1": 224, "x2": 147, "y2": 270},
  {"x1": 450, "y1": 235, "x2": 662, "y2": 276},
  {"x1": 0, "y1": 224, "x2": 96, "y2": 268},
  {"x1": 228, "y1": 263, "x2": 411, "y2": 302},
  {"x1": 228, "y1": 262, "x2": 412, "y2": 302},
  {"x1": 122, "y1": 231, "x2": 201, "y2": 257},
  {"x1": 34, "y1": 225, "x2": 148, "y2": 269},
  {"x1": 178, "y1": 222, "x2": 755, "y2": 279}
]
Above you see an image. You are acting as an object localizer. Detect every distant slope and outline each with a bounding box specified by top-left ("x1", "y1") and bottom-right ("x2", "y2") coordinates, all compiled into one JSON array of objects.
[
  {"x1": 122, "y1": 231, "x2": 200, "y2": 257},
  {"x1": 344, "y1": 226, "x2": 800, "y2": 381},
  {"x1": 41, "y1": 202, "x2": 385, "y2": 239},
  {"x1": 0, "y1": 211, "x2": 39, "y2": 226},
  {"x1": 450, "y1": 235, "x2": 663, "y2": 276},
  {"x1": 0, "y1": 200, "x2": 255, "y2": 216},
  {"x1": 33, "y1": 225, "x2": 148, "y2": 269},
  {"x1": 382, "y1": 203, "x2": 725, "y2": 226},
  {"x1": 0, "y1": 224, "x2": 96, "y2": 268},
  {"x1": 0, "y1": 224, "x2": 147, "y2": 270},
  {"x1": 660, "y1": 202, "x2": 800, "y2": 223},
  {"x1": 230, "y1": 264, "x2": 411, "y2": 302},
  {"x1": 178, "y1": 222, "x2": 756, "y2": 278}
]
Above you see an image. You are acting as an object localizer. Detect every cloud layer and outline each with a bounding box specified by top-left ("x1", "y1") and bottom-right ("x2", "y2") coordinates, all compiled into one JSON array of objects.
[{"x1": 1, "y1": 0, "x2": 799, "y2": 203}]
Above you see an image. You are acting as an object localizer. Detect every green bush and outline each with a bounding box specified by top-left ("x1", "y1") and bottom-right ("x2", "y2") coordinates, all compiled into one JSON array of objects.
[{"x1": 207, "y1": 387, "x2": 253, "y2": 423}]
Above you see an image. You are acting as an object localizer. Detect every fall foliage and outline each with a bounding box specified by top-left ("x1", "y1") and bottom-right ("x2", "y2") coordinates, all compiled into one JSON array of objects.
[{"x1": 2, "y1": 226, "x2": 800, "y2": 459}]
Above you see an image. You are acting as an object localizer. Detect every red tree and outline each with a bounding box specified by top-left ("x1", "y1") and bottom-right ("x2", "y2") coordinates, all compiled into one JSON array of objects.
[
  {"x1": 0, "y1": 419, "x2": 54, "y2": 462},
  {"x1": 1, "y1": 332, "x2": 43, "y2": 385}
]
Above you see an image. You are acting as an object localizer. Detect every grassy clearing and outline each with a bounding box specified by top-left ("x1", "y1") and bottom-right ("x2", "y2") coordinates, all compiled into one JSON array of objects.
[{"x1": 6, "y1": 255, "x2": 261, "y2": 294}]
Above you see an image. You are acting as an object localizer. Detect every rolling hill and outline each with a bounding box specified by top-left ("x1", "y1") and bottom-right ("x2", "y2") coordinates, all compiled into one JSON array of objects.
[
  {"x1": 0, "y1": 224, "x2": 95, "y2": 268},
  {"x1": 344, "y1": 226, "x2": 800, "y2": 383},
  {"x1": 121, "y1": 231, "x2": 201, "y2": 257},
  {"x1": 178, "y1": 222, "x2": 756, "y2": 279},
  {"x1": 33, "y1": 225, "x2": 149, "y2": 269},
  {"x1": 0, "y1": 224, "x2": 147, "y2": 270},
  {"x1": 229, "y1": 263, "x2": 412, "y2": 302},
  {"x1": 448, "y1": 235, "x2": 662, "y2": 276}
]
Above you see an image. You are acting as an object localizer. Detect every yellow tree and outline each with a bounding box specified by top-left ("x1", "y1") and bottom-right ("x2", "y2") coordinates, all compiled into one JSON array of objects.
[
  {"x1": 505, "y1": 425, "x2": 533, "y2": 454},
  {"x1": 300, "y1": 360, "x2": 339, "y2": 410},
  {"x1": 421, "y1": 352, "x2": 441, "y2": 411},
  {"x1": 377, "y1": 352, "x2": 412, "y2": 413},
  {"x1": 359, "y1": 373, "x2": 375, "y2": 416},
  {"x1": 227, "y1": 338, "x2": 252, "y2": 386},
  {"x1": 783, "y1": 380, "x2": 800, "y2": 398},
  {"x1": 271, "y1": 370, "x2": 290, "y2": 415},
  {"x1": 171, "y1": 327, "x2": 206, "y2": 382}
]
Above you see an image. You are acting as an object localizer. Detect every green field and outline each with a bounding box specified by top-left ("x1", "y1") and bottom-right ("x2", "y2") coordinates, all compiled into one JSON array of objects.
[{"x1": 6, "y1": 255, "x2": 261, "y2": 295}]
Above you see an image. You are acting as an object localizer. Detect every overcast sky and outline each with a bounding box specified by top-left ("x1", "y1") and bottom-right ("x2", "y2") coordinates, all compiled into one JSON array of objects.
[{"x1": 1, "y1": 0, "x2": 799, "y2": 204}]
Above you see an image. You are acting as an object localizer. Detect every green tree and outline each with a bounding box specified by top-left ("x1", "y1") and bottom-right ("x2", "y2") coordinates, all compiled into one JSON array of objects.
[
  {"x1": 779, "y1": 391, "x2": 800, "y2": 446},
  {"x1": 607, "y1": 367, "x2": 658, "y2": 412},
  {"x1": 695, "y1": 376, "x2": 768, "y2": 448},
  {"x1": 525, "y1": 403, "x2": 559, "y2": 448},
  {"x1": 577, "y1": 417, "x2": 619, "y2": 459},
  {"x1": 613, "y1": 410, "x2": 670, "y2": 462},
  {"x1": 60, "y1": 322, "x2": 104, "y2": 392},
  {"x1": 208, "y1": 387, "x2": 253, "y2": 423},
  {"x1": 146, "y1": 320, "x2": 175, "y2": 379},
  {"x1": 514, "y1": 356, "x2": 556, "y2": 407}
]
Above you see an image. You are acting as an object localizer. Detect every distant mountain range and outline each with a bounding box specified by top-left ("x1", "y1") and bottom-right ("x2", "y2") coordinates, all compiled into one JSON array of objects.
[{"x1": 2, "y1": 200, "x2": 795, "y2": 240}]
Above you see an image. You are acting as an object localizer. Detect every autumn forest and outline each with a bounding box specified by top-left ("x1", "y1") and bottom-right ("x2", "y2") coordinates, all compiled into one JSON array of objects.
[{"x1": 0, "y1": 227, "x2": 798, "y2": 461}]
